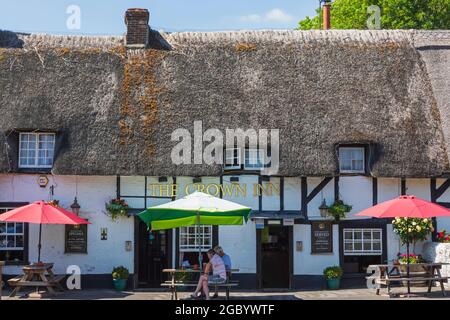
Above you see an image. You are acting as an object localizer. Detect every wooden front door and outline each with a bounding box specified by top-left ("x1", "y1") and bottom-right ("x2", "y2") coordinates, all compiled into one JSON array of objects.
[
  {"x1": 259, "y1": 225, "x2": 291, "y2": 289},
  {"x1": 137, "y1": 221, "x2": 170, "y2": 287}
]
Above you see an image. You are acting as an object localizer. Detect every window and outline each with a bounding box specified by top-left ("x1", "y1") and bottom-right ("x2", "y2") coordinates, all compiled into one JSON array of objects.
[
  {"x1": 0, "y1": 208, "x2": 26, "y2": 263},
  {"x1": 224, "y1": 148, "x2": 241, "y2": 170},
  {"x1": 343, "y1": 228, "x2": 382, "y2": 256},
  {"x1": 179, "y1": 225, "x2": 212, "y2": 252},
  {"x1": 244, "y1": 149, "x2": 266, "y2": 170},
  {"x1": 19, "y1": 132, "x2": 55, "y2": 168},
  {"x1": 339, "y1": 147, "x2": 365, "y2": 173}
]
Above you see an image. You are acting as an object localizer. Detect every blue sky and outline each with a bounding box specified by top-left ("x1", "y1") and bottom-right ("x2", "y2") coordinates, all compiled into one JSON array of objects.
[{"x1": 0, "y1": 1, "x2": 319, "y2": 34}]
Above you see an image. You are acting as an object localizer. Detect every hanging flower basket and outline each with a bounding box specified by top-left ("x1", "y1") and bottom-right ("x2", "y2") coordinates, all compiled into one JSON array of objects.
[
  {"x1": 105, "y1": 198, "x2": 129, "y2": 221},
  {"x1": 47, "y1": 200, "x2": 60, "y2": 207},
  {"x1": 326, "y1": 200, "x2": 352, "y2": 221}
]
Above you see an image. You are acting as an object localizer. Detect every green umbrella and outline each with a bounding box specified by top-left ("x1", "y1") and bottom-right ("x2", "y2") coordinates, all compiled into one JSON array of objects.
[{"x1": 138, "y1": 191, "x2": 251, "y2": 266}]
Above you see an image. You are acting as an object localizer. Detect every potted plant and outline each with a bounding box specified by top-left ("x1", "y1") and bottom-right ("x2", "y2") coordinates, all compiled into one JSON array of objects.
[
  {"x1": 105, "y1": 198, "x2": 129, "y2": 221},
  {"x1": 112, "y1": 266, "x2": 129, "y2": 291},
  {"x1": 323, "y1": 265, "x2": 343, "y2": 290},
  {"x1": 392, "y1": 217, "x2": 434, "y2": 287},
  {"x1": 326, "y1": 200, "x2": 352, "y2": 221}
]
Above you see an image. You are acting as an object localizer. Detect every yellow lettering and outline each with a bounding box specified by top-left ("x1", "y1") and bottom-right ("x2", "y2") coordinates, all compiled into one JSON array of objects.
[
  {"x1": 206, "y1": 184, "x2": 220, "y2": 197},
  {"x1": 235, "y1": 183, "x2": 246, "y2": 197},
  {"x1": 269, "y1": 183, "x2": 280, "y2": 196}
]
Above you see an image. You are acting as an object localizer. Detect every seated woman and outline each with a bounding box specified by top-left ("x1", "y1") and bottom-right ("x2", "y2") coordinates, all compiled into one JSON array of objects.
[{"x1": 191, "y1": 249, "x2": 227, "y2": 300}]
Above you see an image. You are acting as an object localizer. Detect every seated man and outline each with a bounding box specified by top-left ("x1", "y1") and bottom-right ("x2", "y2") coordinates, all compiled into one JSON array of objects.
[{"x1": 213, "y1": 245, "x2": 232, "y2": 298}]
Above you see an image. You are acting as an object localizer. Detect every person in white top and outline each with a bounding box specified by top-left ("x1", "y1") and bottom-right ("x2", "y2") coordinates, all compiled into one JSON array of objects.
[{"x1": 191, "y1": 249, "x2": 227, "y2": 300}]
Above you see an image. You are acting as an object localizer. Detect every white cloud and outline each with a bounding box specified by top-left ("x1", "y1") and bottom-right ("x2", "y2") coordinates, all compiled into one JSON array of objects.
[
  {"x1": 240, "y1": 8, "x2": 293, "y2": 24},
  {"x1": 240, "y1": 13, "x2": 262, "y2": 23},
  {"x1": 265, "y1": 9, "x2": 293, "y2": 23}
]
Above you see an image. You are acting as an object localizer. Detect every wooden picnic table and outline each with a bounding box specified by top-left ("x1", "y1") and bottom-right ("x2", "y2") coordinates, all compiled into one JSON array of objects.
[
  {"x1": 8, "y1": 263, "x2": 65, "y2": 298},
  {"x1": 367, "y1": 263, "x2": 449, "y2": 297},
  {"x1": 162, "y1": 268, "x2": 240, "y2": 300},
  {"x1": 0, "y1": 261, "x2": 4, "y2": 300}
]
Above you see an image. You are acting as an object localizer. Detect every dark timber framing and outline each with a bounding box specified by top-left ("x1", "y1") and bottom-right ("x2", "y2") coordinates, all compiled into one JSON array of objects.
[
  {"x1": 372, "y1": 177, "x2": 378, "y2": 205},
  {"x1": 302, "y1": 176, "x2": 335, "y2": 217},
  {"x1": 430, "y1": 178, "x2": 450, "y2": 241},
  {"x1": 401, "y1": 178, "x2": 406, "y2": 195}
]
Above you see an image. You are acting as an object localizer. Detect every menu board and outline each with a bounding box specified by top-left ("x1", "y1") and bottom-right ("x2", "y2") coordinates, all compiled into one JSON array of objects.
[
  {"x1": 65, "y1": 223, "x2": 88, "y2": 253},
  {"x1": 311, "y1": 221, "x2": 333, "y2": 253}
]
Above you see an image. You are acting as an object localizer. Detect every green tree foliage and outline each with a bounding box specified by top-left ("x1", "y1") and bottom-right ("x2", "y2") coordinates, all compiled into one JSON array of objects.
[{"x1": 297, "y1": 0, "x2": 450, "y2": 30}]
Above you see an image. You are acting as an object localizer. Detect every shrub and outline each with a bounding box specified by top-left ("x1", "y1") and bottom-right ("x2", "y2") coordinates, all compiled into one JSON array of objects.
[
  {"x1": 112, "y1": 266, "x2": 129, "y2": 280},
  {"x1": 323, "y1": 266, "x2": 343, "y2": 280}
]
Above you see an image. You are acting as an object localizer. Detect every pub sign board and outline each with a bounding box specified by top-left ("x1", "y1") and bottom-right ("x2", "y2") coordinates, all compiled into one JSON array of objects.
[
  {"x1": 311, "y1": 221, "x2": 333, "y2": 254},
  {"x1": 65, "y1": 223, "x2": 88, "y2": 254}
]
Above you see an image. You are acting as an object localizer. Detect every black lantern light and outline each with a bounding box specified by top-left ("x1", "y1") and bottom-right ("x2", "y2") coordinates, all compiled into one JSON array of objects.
[
  {"x1": 70, "y1": 197, "x2": 81, "y2": 216},
  {"x1": 319, "y1": 199, "x2": 329, "y2": 218}
]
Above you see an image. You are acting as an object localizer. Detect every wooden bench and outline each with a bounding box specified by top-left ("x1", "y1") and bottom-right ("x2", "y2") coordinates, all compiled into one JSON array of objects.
[
  {"x1": 367, "y1": 263, "x2": 449, "y2": 297},
  {"x1": 161, "y1": 280, "x2": 239, "y2": 300},
  {"x1": 8, "y1": 263, "x2": 66, "y2": 298},
  {"x1": 8, "y1": 275, "x2": 65, "y2": 288},
  {"x1": 0, "y1": 261, "x2": 4, "y2": 300}
]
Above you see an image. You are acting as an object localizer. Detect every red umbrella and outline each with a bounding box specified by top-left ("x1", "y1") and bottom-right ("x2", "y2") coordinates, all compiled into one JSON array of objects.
[
  {"x1": 0, "y1": 201, "x2": 90, "y2": 262},
  {"x1": 355, "y1": 195, "x2": 450, "y2": 294}
]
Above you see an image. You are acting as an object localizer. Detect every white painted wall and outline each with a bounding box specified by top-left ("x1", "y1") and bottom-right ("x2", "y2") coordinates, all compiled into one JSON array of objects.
[
  {"x1": 284, "y1": 177, "x2": 301, "y2": 211},
  {"x1": 2, "y1": 173, "x2": 447, "y2": 279},
  {"x1": 339, "y1": 176, "x2": 372, "y2": 220},
  {"x1": 293, "y1": 224, "x2": 340, "y2": 275},
  {"x1": 220, "y1": 175, "x2": 258, "y2": 273},
  {"x1": 0, "y1": 174, "x2": 134, "y2": 276}
]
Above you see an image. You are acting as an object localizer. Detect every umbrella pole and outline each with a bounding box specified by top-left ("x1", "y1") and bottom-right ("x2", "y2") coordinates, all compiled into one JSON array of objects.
[
  {"x1": 38, "y1": 224, "x2": 42, "y2": 263},
  {"x1": 197, "y1": 211, "x2": 202, "y2": 269},
  {"x1": 406, "y1": 240, "x2": 410, "y2": 294}
]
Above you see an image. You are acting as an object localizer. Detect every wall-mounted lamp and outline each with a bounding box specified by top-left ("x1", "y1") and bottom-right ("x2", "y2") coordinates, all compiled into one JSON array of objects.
[
  {"x1": 70, "y1": 197, "x2": 81, "y2": 216},
  {"x1": 319, "y1": 199, "x2": 329, "y2": 218}
]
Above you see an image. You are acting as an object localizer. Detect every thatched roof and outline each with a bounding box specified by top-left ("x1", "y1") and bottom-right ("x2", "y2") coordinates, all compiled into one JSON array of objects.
[{"x1": 0, "y1": 29, "x2": 449, "y2": 177}]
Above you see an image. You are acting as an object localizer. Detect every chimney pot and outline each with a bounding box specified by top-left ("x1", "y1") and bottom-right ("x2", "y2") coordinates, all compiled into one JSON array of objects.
[
  {"x1": 322, "y1": 3, "x2": 331, "y2": 30},
  {"x1": 124, "y1": 8, "x2": 150, "y2": 48}
]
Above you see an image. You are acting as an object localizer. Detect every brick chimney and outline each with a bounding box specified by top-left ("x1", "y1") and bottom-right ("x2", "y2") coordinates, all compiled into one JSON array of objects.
[
  {"x1": 124, "y1": 8, "x2": 150, "y2": 48},
  {"x1": 322, "y1": 2, "x2": 331, "y2": 30}
]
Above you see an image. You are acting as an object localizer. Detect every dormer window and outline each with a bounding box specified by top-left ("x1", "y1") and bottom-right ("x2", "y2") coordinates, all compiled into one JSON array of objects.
[
  {"x1": 19, "y1": 133, "x2": 55, "y2": 168},
  {"x1": 224, "y1": 148, "x2": 241, "y2": 170},
  {"x1": 339, "y1": 147, "x2": 365, "y2": 174},
  {"x1": 223, "y1": 147, "x2": 269, "y2": 171},
  {"x1": 244, "y1": 149, "x2": 265, "y2": 170}
]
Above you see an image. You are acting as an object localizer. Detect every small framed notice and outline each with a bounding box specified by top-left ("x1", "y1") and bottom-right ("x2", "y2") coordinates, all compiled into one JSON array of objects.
[
  {"x1": 311, "y1": 221, "x2": 333, "y2": 254},
  {"x1": 65, "y1": 223, "x2": 88, "y2": 254}
]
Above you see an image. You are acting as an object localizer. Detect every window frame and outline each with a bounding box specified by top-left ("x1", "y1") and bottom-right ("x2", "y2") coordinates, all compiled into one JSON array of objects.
[
  {"x1": 339, "y1": 147, "x2": 365, "y2": 174},
  {"x1": 0, "y1": 203, "x2": 29, "y2": 265},
  {"x1": 18, "y1": 132, "x2": 56, "y2": 169},
  {"x1": 223, "y1": 148, "x2": 242, "y2": 170},
  {"x1": 244, "y1": 148, "x2": 266, "y2": 170},
  {"x1": 343, "y1": 228, "x2": 382, "y2": 256},
  {"x1": 179, "y1": 225, "x2": 213, "y2": 252}
]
